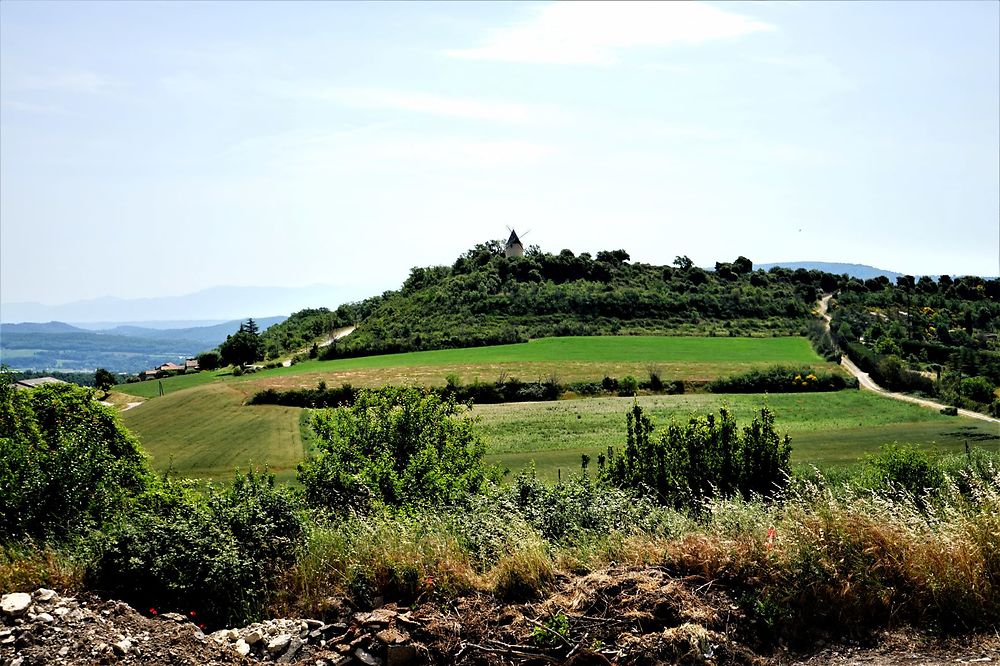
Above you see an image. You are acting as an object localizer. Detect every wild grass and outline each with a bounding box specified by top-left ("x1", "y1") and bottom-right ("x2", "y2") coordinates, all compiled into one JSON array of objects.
[
  {"x1": 0, "y1": 542, "x2": 85, "y2": 595},
  {"x1": 273, "y1": 454, "x2": 1000, "y2": 642}
]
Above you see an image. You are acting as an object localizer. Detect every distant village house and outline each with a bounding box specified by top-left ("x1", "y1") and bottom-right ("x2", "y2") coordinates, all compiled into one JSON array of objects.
[
  {"x1": 140, "y1": 358, "x2": 198, "y2": 381},
  {"x1": 13, "y1": 377, "x2": 68, "y2": 390}
]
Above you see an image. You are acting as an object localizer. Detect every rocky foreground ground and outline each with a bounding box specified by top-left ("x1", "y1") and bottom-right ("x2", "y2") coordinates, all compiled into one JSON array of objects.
[{"x1": 3, "y1": 568, "x2": 999, "y2": 665}]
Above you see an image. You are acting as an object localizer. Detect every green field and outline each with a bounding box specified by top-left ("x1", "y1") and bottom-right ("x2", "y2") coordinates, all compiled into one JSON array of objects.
[
  {"x1": 121, "y1": 383, "x2": 305, "y2": 484},
  {"x1": 114, "y1": 369, "x2": 226, "y2": 399},
  {"x1": 475, "y1": 392, "x2": 1000, "y2": 478},
  {"x1": 116, "y1": 335, "x2": 836, "y2": 399},
  {"x1": 121, "y1": 380, "x2": 998, "y2": 483},
  {"x1": 114, "y1": 334, "x2": 996, "y2": 483}
]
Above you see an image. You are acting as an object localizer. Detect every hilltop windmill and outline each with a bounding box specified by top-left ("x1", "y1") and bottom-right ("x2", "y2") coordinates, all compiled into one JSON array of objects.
[{"x1": 505, "y1": 227, "x2": 528, "y2": 258}]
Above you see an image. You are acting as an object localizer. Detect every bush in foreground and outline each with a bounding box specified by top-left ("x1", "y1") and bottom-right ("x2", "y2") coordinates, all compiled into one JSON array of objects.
[
  {"x1": 298, "y1": 387, "x2": 504, "y2": 511},
  {"x1": 0, "y1": 376, "x2": 152, "y2": 542},
  {"x1": 90, "y1": 470, "x2": 303, "y2": 628},
  {"x1": 598, "y1": 404, "x2": 792, "y2": 507}
]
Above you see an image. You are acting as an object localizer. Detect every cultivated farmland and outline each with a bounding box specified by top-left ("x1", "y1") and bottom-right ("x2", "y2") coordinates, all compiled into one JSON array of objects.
[
  {"x1": 117, "y1": 335, "x2": 996, "y2": 482},
  {"x1": 117, "y1": 335, "x2": 836, "y2": 398}
]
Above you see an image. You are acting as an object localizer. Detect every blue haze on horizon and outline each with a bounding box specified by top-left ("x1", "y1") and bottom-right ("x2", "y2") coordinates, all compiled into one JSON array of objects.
[{"x1": 2, "y1": 1, "x2": 997, "y2": 306}]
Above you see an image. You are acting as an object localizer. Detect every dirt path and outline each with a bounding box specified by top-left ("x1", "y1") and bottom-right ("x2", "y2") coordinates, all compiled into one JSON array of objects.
[
  {"x1": 319, "y1": 325, "x2": 356, "y2": 348},
  {"x1": 818, "y1": 295, "x2": 1000, "y2": 427}
]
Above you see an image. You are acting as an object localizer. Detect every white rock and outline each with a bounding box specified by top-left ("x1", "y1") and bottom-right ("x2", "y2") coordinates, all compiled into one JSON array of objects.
[
  {"x1": 227, "y1": 628, "x2": 239, "y2": 641},
  {"x1": 267, "y1": 633, "x2": 292, "y2": 655},
  {"x1": 36, "y1": 612, "x2": 55, "y2": 623},
  {"x1": 34, "y1": 588, "x2": 57, "y2": 602},
  {"x1": 234, "y1": 638, "x2": 251, "y2": 656},
  {"x1": 245, "y1": 628, "x2": 265, "y2": 644},
  {"x1": 1, "y1": 593, "x2": 31, "y2": 617},
  {"x1": 355, "y1": 647, "x2": 380, "y2": 666},
  {"x1": 209, "y1": 629, "x2": 230, "y2": 643}
]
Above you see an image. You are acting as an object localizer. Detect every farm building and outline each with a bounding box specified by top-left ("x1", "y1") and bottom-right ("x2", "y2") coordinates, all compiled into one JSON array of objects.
[{"x1": 13, "y1": 376, "x2": 67, "y2": 390}]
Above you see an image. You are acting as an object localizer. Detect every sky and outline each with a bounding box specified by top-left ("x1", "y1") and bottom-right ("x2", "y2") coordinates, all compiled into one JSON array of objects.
[{"x1": 1, "y1": 1, "x2": 998, "y2": 305}]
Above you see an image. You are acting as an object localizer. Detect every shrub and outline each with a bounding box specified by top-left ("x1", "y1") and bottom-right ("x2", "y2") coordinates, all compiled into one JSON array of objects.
[
  {"x1": 960, "y1": 376, "x2": 996, "y2": 405},
  {"x1": 196, "y1": 351, "x2": 221, "y2": 371},
  {"x1": 860, "y1": 443, "x2": 944, "y2": 500},
  {"x1": 0, "y1": 377, "x2": 152, "y2": 542},
  {"x1": 249, "y1": 384, "x2": 357, "y2": 408},
  {"x1": 91, "y1": 470, "x2": 303, "y2": 628},
  {"x1": 599, "y1": 403, "x2": 791, "y2": 508},
  {"x1": 298, "y1": 387, "x2": 504, "y2": 510},
  {"x1": 507, "y1": 466, "x2": 680, "y2": 545},
  {"x1": 618, "y1": 375, "x2": 639, "y2": 397},
  {"x1": 708, "y1": 366, "x2": 855, "y2": 393}
]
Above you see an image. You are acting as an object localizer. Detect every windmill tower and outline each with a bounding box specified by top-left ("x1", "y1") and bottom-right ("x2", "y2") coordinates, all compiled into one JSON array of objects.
[{"x1": 505, "y1": 229, "x2": 524, "y2": 258}]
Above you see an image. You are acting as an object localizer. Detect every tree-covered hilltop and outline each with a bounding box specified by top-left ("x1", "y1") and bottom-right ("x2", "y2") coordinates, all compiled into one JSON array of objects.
[
  {"x1": 258, "y1": 241, "x2": 999, "y2": 413},
  {"x1": 261, "y1": 242, "x2": 843, "y2": 359}
]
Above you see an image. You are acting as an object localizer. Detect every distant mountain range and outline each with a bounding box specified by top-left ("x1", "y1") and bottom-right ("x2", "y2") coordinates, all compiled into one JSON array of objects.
[
  {"x1": 755, "y1": 262, "x2": 904, "y2": 281},
  {"x1": 0, "y1": 283, "x2": 384, "y2": 325},
  {"x1": 0, "y1": 317, "x2": 285, "y2": 373},
  {"x1": 753, "y1": 262, "x2": 992, "y2": 281}
]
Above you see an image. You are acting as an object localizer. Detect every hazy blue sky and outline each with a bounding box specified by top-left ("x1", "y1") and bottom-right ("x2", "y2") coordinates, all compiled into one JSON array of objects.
[{"x1": 2, "y1": 1, "x2": 997, "y2": 304}]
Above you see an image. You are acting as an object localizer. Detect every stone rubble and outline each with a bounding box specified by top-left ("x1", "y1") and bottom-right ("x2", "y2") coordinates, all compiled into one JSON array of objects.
[{"x1": 1, "y1": 588, "x2": 429, "y2": 665}]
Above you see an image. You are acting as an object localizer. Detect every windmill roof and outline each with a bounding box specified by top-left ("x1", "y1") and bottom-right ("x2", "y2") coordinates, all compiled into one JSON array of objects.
[{"x1": 506, "y1": 230, "x2": 522, "y2": 247}]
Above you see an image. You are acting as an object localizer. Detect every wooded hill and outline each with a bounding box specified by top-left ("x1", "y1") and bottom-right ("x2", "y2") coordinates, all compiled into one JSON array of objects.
[
  {"x1": 258, "y1": 242, "x2": 999, "y2": 414},
  {"x1": 261, "y1": 242, "x2": 844, "y2": 358}
]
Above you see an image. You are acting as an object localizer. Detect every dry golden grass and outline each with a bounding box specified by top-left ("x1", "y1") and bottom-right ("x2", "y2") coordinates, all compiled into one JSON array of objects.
[{"x1": 0, "y1": 544, "x2": 85, "y2": 595}]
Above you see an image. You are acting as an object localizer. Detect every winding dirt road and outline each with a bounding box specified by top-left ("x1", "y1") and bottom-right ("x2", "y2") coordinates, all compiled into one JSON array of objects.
[{"x1": 818, "y1": 295, "x2": 1000, "y2": 426}]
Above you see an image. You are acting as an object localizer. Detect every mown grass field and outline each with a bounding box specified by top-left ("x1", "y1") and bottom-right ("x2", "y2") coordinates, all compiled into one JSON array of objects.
[
  {"x1": 121, "y1": 383, "x2": 305, "y2": 484},
  {"x1": 116, "y1": 335, "x2": 838, "y2": 400}
]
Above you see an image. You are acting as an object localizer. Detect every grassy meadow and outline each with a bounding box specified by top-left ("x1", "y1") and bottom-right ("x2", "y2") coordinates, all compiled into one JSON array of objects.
[
  {"x1": 113, "y1": 333, "x2": 997, "y2": 483},
  {"x1": 121, "y1": 383, "x2": 305, "y2": 484},
  {"x1": 115, "y1": 334, "x2": 840, "y2": 482},
  {"x1": 116, "y1": 335, "x2": 836, "y2": 399},
  {"x1": 475, "y1": 392, "x2": 1000, "y2": 479},
  {"x1": 121, "y1": 383, "x2": 998, "y2": 483}
]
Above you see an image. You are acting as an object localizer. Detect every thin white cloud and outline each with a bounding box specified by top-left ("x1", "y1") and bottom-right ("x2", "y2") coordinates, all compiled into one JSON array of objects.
[
  {"x1": 260, "y1": 82, "x2": 554, "y2": 124},
  {"x1": 221, "y1": 128, "x2": 556, "y2": 172},
  {"x1": 448, "y1": 1, "x2": 775, "y2": 65},
  {"x1": 11, "y1": 71, "x2": 114, "y2": 94},
  {"x1": 372, "y1": 138, "x2": 557, "y2": 168},
  {"x1": 334, "y1": 89, "x2": 541, "y2": 124},
  {"x1": 0, "y1": 100, "x2": 73, "y2": 116}
]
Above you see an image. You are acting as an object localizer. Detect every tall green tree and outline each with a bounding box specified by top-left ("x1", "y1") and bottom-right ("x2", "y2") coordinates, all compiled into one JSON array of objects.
[
  {"x1": 95, "y1": 368, "x2": 116, "y2": 395},
  {"x1": 219, "y1": 320, "x2": 264, "y2": 368}
]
